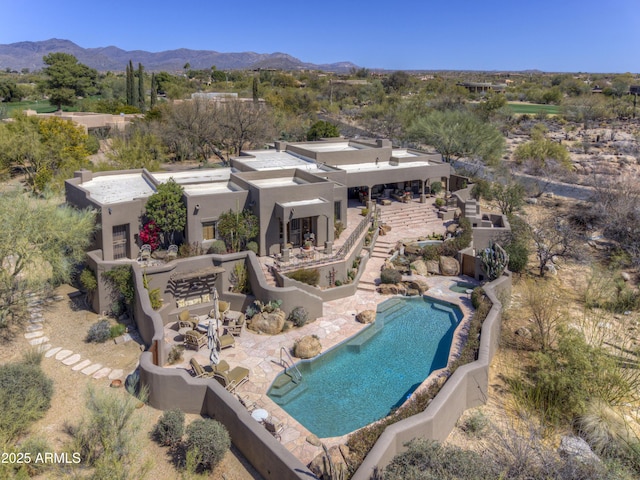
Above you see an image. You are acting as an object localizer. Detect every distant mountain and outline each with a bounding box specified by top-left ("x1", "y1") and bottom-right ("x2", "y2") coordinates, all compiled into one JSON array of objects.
[{"x1": 0, "y1": 39, "x2": 359, "y2": 73}]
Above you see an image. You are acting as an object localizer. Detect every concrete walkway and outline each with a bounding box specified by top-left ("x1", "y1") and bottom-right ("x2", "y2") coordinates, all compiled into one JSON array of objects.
[{"x1": 164, "y1": 198, "x2": 478, "y2": 466}]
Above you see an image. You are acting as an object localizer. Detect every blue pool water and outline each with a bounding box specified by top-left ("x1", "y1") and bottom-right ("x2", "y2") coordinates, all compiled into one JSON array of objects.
[{"x1": 267, "y1": 297, "x2": 463, "y2": 438}]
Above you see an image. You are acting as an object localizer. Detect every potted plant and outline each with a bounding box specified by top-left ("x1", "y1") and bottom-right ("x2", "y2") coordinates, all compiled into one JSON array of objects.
[{"x1": 303, "y1": 240, "x2": 313, "y2": 251}]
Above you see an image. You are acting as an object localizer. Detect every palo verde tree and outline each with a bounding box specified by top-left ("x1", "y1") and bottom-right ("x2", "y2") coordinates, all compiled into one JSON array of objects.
[
  {"x1": 144, "y1": 178, "x2": 186, "y2": 246},
  {"x1": 0, "y1": 192, "x2": 96, "y2": 335},
  {"x1": 306, "y1": 120, "x2": 340, "y2": 141},
  {"x1": 408, "y1": 109, "x2": 505, "y2": 166},
  {"x1": 42, "y1": 53, "x2": 97, "y2": 110}
]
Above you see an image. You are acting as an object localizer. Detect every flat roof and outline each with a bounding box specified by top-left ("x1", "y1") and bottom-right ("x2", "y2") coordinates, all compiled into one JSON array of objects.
[
  {"x1": 279, "y1": 198, "x2": 327, "y2": 207},
  {"x1": 337, "y1": 160, "x2": 430, "y2": 172},
  {"x1": 300, "y1": 142, "x2": 364, "y2": 153},
  {"x1": 249, "y1": 177, "x2": 309, "y2": 188},
  {"x1": 81, "y1": 173, "x2": 155, "y2": 204},
  {"x1": 182, "y1": 182, "x2": 242, "y2": 195},
  {"x1": 153, "y1": 169, "x2": 232, "y2": 184},
  {"x1": 392, "y1": 149, "x2": 419, "y2": 158},
  {"x1": 238, "y1": 151, "x2": 327, "y2": 172}
]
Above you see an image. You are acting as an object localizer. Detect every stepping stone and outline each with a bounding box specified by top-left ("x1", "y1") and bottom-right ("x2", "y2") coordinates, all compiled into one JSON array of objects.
[
  {"x1": 93, "y1": 367, "x2": 112, "y2": 379},
  {"x1": 81, "y1": 364, "x2": 102, "y2": 376},
  {"x1": 38, "y1": 344, "x2": 52, "y2": 352},
  {"x1": 72, "y1": 359, "x2": 92, "y2": 371},
  {"x1": 26, "y1": 324, "x2": 43, "y2": 332},
  {"x1": 62, "y1": 353, "x2": 81, "y2": 366},
  {"x1": 45, "y1": 347, "x2": 62, "y2": 358},
  {"x1": 25, "y1": 331, "x2": 44, "y2": 339},
  {"x1": 108, "y1": 369, "x2": 124, "y2": 380},
  {"x1": 30, "y1": 316, "x2": 44, "y2": 323},
  {"x1": 55, "y1": 349, "x2": 73, "y2": 360},
  {"x1": 29, "y1": 337, "x2": 49, "y2": 346}
]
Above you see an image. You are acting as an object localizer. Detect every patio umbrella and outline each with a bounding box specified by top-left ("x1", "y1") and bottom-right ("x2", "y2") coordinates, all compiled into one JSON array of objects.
[
  {"x1": 208, "y1": 319, "x2": 221, "y2": 366},
  {"x1": 212, "y1": 287, "x2": 221, "y2": 333}
]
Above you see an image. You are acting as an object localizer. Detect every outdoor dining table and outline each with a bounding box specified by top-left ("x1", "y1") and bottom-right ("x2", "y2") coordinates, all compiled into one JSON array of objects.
[{"x1": 251, "y1": 408, "x2": 269, "y2": 422}]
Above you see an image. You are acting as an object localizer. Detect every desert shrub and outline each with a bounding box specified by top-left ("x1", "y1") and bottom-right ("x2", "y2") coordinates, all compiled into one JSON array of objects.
[
  {"x1": 167, "y1": 345, "x2": 185, "y2": 365},
  {"x1": 471, "y1": 178, "x2": 492, "y2": 200},
  {"x1": 504, "y1": 240, "x2": 529, "y2": 274},
  {"x1": 179, "y1": 242, "x2": 204, "y2": 258},
  {"x1": 152, "y1": 409, "x2": 185, "y2": 447},
  {"x1": 288, "y1": 306, "x2": 309, "y2": 327},
  {"x1": 361, "y1": 207, "x2": 369, "y2": 216},
  {"x1": 455, "y1": 217, "x2": 473, "y2": 250},
  {"x1": 471, "y1": 287, "x2": 486, "y2": 309},
  {"x1": 68, "y1": 385, "x2": 150, "y2": 479},
  {"x1": 422, "y1": 244, "x2": 443, "y2": 261},
  {"x1": 0, "y1": 360, "x2": 53, "y2": 441},
  {"x1": 384, "y1": 439, "x2": 499, "y2": 480},
  {"x1": 286, "y1": 268, "x2": 320, "y2": 286},
  {"x1": 79, "y1": 267, "x2": 97, "y2": 292},
  {"x1": 334, "y1": 220, "x2": 345, "y2": 239},
  {"x1": 110, "y1": 323, "x2": 126, "y2": 338},
  {"x1": 185, "y1": 418, "x2": 230, "y2": 471},
  {"x1": 87, "y1": 319, "x2": 112, "y2": 343},
  {"x1": 459, "y1": 411, "x2": 488, "y2": 436},
  {"x1": 16, "y1": 436, "x2": 52, "y2": 476},
  {"x1": 441, "y1": 239, "x2": 461, "y2": 257},
  {"x1": 577, "y1": 399, "x2": 637, "y2": 458},
  {"x1": 435, "y1": 198, "x2": 445, "y2": 208},
  {"x1": 103, "y1": 265, "x2": 135, "y2": 312},
  {"x1": 207, "y1": 240, "x2": 227, "y2": 254},
  {"x1": 334, "y1": 279, "x2": 343, "y2": 286},
  {"x1": 245, "y1": 241, "x2": 258, "y2": 254},
  {"x1": 148, "y1": 287, "x2": 162, "y2": 309},
  {"x1": 430, "y1": 181, "x2": 443, "y2": 195},
  {"x1": 380, "y1": 268, "x2": 402, "y2": 284}
]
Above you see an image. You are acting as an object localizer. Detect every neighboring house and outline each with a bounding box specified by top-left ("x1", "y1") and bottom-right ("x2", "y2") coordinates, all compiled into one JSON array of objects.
[{"x1": 65, "y1": 138, "x2": 452, "y2": 262}]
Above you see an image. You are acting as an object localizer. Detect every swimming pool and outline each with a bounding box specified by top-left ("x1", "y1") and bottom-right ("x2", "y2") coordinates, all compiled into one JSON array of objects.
[{"x1": 267, "y1": 297, "x2": 463, "y2": 438}]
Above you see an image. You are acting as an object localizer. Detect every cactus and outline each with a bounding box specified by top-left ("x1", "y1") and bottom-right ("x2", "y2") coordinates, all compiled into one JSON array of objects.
[{"x1": 479, "y1": 241, "x2": 509, "y2": 281}]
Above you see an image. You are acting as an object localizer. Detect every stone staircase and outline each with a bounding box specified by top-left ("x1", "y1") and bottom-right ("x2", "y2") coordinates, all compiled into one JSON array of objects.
[{"x1": 378, "y1": 202, "x2": 439, "y2": 230}]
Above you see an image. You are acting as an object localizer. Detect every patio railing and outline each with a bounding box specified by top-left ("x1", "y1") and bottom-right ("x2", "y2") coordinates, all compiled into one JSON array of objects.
[{"x1": 277, "y1": 208, "x2": 376, "y2": 272}]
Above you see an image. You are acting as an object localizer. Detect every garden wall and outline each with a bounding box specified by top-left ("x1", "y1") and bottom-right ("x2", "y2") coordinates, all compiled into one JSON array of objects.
[{"x1": 351, "y1": 272, "x2": 511, "y2": 479}]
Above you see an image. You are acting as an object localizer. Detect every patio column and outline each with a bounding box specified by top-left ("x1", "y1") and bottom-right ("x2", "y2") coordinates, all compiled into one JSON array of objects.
[
  {"x1": 281, "y1": 218, "x2": 290, "y2": 262},
  {"x1": 366, "y1": 185, "x2": 373, "y2": 210},
  {"x1": 420, "y1": 179, "x2": 426, "y2": 203}
]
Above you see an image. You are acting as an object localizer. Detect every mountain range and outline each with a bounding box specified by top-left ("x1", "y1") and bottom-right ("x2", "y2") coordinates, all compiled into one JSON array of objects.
[{"x1": 0, "y1": 39, "x2": 359, "y2": 73}]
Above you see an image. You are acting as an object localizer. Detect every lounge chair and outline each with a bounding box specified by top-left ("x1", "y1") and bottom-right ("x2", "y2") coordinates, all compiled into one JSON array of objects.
[
  {"x1": 264, "y1": 420, "x2": 284, "y2": 440},
  {"x1": 212, "y1": 360, "x2": 230, "y2": 374},
  {"x1": 184, "y1": 330, "x2": 207, "y2": 351},
  {"x1": 213, "y1": 366, "x2": 250, "y2": 392},
  {"x1": 237, "y1": 394, "x2": 257, "y2": 413},
  {"x1": 190, "y1": 358, "x2": 214, "y2": 378}
]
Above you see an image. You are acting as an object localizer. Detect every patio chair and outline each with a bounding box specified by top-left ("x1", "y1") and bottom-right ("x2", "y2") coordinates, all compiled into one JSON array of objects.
[
  {"x1": 190, "y1": 358, "x2": 215, "y2": 378},
  {"x1": 219, "y1": 332, "x2": 236, "y2": 350},
  {"x1": 139, "y1": 244, "x2": 152, "y2": 262},
  {"x1": 225, "y1": 313, "x2": 246, "y2": 337},
  {"x1": 237, "y1": 394, "x2": 257, "y2": 413},
  {"x1": 213, "y1": 365, "x2": 250, "y2": 392},
  {"x1": 211, "y1": 360, "x2": 230, "y2": 375},
  {"x1": 166, "y1": 244, "x2": 178, "y2": 261},
  {"x1": 210, "y1": 301, "x2": 231, "y2": 320},
  {"x1": 264, "y1": 420, "x2": 284, "y2": 440},
  {"x1": 178, "y1": 310, "x2": 197, "y2": 330},
  {"x1": 184, "y1": 330, "x2": 207, "y2": 351}
]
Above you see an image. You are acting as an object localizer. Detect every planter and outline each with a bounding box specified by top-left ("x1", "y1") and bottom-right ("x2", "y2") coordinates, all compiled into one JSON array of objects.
[{"x1": 110, "y1": 379, "x2": 123, "y2": 388}]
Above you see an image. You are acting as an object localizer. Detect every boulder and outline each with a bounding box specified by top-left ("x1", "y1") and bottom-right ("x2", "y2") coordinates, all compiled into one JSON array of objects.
[
  {"x1": 293, "y1": 335, "x2": 322, "y2": 359},
  {"x1": 248, "y1": 310, "x2": 286, "y2": 335},
  {"x1": 404, "y1": 243, "x2": 423, "y2": 256},
  {"x1": 406, "y1": 279, "x2": 429, "y2": 294},
  {"x1": 308, "y1": 445, "x2": 350, "y2": 480},
  {"x1": 558, "y1": 436, "x2": 600, "y2": 464},
  {"x1": 439, "y1": 256, "x2": 460, "y2": 276},
  {"x1": 446, "y1": 223, "x2": 459, "y2": 235},
  {"x1": 410, "y1": 259, "x2": 430, "y2": 277},
  {"x1": 426, "y1": 260, "x2": 440, "y2": 275},
  {"x1": 380, "y1": 223, "x2": 392, "y2": 234},
  {"x1": 377, "y1": 283, "x2": 407, "y2": 295},
  {"x1": 406, "y1": 288, "x2": 420, "y2": 296},
  {"x1": 356, "y1": 310, "x2": 376, "y2": 324},
  {"x1": 621, "y1": 271, "x2": 631, "y2": 282}
]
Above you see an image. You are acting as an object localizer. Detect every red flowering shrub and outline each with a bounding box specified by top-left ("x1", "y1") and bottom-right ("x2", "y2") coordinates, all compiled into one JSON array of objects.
[{"x1": 139, "y1": 221, "x2": 160, "y2": 251}]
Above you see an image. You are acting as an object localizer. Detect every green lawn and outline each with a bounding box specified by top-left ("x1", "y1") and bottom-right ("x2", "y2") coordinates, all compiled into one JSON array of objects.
[
  {"x1": 507, "y1": 103, "x2": 560, "y2": 115},
  {"x1": 2, "y1": 100, "x2": 58, "y2": 115}
]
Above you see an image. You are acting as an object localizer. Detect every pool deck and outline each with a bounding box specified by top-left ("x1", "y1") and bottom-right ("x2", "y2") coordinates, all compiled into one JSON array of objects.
[{"x1": 163, "y1": 199, "x2": 478, "y2": 465}]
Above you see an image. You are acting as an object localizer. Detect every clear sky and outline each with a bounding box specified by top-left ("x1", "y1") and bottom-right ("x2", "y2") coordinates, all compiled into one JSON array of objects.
[{"x1": 3, "y1": 0, "x2": 639, "y2": 73}]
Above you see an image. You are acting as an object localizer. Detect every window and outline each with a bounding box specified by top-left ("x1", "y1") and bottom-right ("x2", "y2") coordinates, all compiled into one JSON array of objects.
[
  {"x1": 202, "y1": 221, "x2": 216, "y2": 241},
  {"x1": 334, "y1": 201, "x2": 342, "y2": 221}
]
